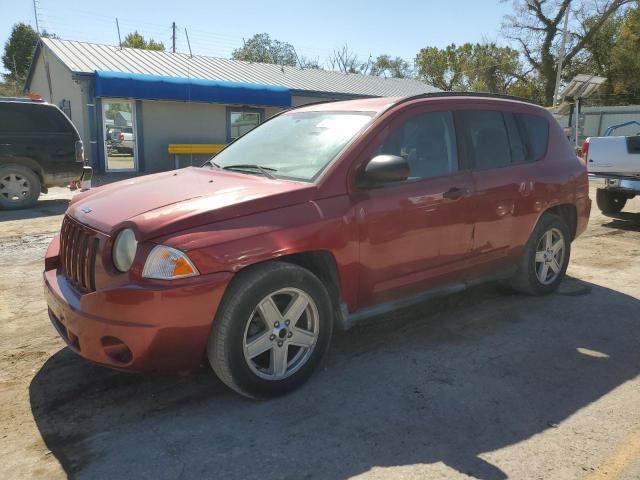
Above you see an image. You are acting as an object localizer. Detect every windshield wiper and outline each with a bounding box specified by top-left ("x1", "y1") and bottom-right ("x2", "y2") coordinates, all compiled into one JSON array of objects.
[{"x1": 221, "y1": 164, "x2": 277, "y2": 179}]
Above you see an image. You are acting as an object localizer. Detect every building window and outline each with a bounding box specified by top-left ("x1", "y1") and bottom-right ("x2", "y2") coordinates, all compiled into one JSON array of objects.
[
  {"x1": 59, "y1": 99, "x2": 72, "y2": 120},
  {"x1": 227, "y1": 108, "x2": 264, "y2": 142}
]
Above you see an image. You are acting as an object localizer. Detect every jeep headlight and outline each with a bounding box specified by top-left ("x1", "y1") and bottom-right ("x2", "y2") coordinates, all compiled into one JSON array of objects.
[
  {"x1": 142, "y1": 245, "x2": 199, "y2": 279},
  {"x1": 112, "y1": 228, "x2": 137, "y2": 272}
]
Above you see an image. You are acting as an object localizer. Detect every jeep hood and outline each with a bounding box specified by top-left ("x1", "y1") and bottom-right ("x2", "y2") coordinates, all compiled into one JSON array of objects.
[{"x1": 67, "y1": 167, "x2": 315, "y2": 239}]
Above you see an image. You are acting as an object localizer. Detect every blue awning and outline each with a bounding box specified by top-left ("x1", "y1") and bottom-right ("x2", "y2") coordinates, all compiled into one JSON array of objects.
[{"x1": 94, "y1": 71, "x2": 291, "y2": 107}]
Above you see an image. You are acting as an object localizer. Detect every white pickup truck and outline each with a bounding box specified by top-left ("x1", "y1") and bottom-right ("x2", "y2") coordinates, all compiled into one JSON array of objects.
[{"x1": 583, "y1": 121, "x2": 640, "y2": 213}]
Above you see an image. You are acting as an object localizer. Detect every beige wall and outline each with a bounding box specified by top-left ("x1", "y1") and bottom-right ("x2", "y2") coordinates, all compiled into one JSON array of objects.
[
  {"x1": 140, "y1": 100, "x2": 310, "y2": 172},
  {"x1": 140, "y1": 100, "x2": 229, "y2": 172}
]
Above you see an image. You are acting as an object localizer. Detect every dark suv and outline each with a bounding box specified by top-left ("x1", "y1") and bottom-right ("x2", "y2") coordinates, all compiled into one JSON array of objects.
[
  {"x1": 0, "y1": 96, "x2": 90, "y2": 209},
  {"x1": 45, "y1": 93, "x2": 590, "y2": 398}
]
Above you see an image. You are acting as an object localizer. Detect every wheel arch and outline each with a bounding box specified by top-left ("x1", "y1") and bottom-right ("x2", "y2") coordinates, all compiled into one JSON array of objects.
[
  {"x1": 541, "y1": 203, "x2": 577, "y2": 241},
  {"x1": 0, "y1": 157, "x2": 46, "y2": 191},
  {"x1": 232, "y1": 250, "x2": 347, "y2": 331}
]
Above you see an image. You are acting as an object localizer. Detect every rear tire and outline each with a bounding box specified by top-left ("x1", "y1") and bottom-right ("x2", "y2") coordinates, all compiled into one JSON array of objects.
[
  {"x1": 0, "y1": 164, "x2": 41, "y2": 210},
  {"x1": 208, "y1": 261, "x2": 333, "y2": 399},
  {"x1": 596, "y1": 188, "x2": 627, "y2": 213},
  {"x1": 510, "y1": 214, "x2": 571, "y2": 296}
]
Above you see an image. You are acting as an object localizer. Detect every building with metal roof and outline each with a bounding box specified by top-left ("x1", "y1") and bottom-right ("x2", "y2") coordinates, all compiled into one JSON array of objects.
[{"x1": 25, "y1": 38, "x2": 439, "y2": 175}]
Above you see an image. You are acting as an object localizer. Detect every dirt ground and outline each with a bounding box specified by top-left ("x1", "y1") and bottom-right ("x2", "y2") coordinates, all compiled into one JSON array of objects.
[{"x1": 1, "y1": 183, "x2": 639, "y2": 480}]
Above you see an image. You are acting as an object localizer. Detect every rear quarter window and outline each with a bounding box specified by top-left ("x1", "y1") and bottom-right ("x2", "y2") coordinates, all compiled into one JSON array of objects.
[
  {"x1": 0, "y1": 103, "x2": 75, "y2": 135},
  {"x1": 515, "y1": 113, "x2": 549, "y2": 162}
]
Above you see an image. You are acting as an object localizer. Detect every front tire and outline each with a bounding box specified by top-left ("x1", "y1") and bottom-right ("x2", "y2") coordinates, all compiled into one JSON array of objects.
[
  {"x1": 510, "y1": 214, "x2": 571, "y2": 296},
  {"x1": 208, "y1": 262, "x2": 333, "y2": 399},
  {"x1": 0, "y1": 164, "x2": 41, "y2": 210},
  {"x1": 596, "y1": 188, "x2": 627, "y2": 213}
]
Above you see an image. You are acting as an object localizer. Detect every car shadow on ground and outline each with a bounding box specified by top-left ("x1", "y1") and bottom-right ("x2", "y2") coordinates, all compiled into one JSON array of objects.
[
  {"x1": 30, "y1": 277, "x2": 640, "y2": 480},
  {"x1": 601, "y1": 211, "x2": 640, "y2": 232},
  {"x1": 0, "y1": 198, "x2": 69, "y2": 222}
]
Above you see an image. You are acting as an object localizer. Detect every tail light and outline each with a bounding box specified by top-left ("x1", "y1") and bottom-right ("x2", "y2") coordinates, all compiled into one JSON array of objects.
[
  {"x1": 74, "y1": 140, "x2": 85, "y2": 163},
  {"x1": 581, "y1": 138, "x2": 590, "y2": 162},
  {"x1": 118, "y1": 132, "x2": 125, "y2": 141}
]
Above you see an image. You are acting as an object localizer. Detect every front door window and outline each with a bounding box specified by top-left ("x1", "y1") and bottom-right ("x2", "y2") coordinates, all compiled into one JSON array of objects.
[{"x1": 102, "y1": 99, "x2": 137, "y2": 172}]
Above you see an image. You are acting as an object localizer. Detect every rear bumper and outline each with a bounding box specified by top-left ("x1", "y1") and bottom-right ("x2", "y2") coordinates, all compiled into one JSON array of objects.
[
  {"x1": 590, "y1": 174, "x2": 640, "y2": 195},
  {"x1": 44, "y1": 239, "x2": 232, "y2": 372}
]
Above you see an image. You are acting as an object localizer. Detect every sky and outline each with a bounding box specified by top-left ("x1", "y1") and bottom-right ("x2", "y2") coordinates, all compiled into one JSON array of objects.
[{"x1": 1, "y1": 0, "x2": 514, "y2": 73}]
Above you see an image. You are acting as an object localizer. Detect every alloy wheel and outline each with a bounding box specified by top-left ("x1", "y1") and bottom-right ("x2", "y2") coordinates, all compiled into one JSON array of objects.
[
  {"x1": 534, "y1": 228, "x2": 565, "y2": 285},
  {"x1": 243, "y1": 287, "x2": 319, "y2": 381}
]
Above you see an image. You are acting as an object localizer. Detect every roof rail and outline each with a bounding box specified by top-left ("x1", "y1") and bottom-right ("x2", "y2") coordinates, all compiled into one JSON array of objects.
[
  {"x1": 0, "y1": 95, "x2": 46, "y2": 103},
  {"x1": 397, "y1": 91, "x2": 541, "y2": 106}
]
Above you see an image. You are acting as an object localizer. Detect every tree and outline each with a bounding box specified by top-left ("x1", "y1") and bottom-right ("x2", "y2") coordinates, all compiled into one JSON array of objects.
[
  {"x1": 2, "y1": 23, "x2": 39, "y2": 83},
  {"x1": 121, "y1": 31, "x2": 165, "y2": 51},
  {"x1": 502, "y1": 0, "x2": 635, "y2": 105},
  {"x1": 415, "y1": 42, "x2": 524, "y2": 93},
  {"x1": 232, "y1": 33, "x2": 297, "y2": 66},
  {"x1": 328, "y1": 44, "x2": 373, "y2": 74},
  {"x1": 610, "y1": 6, "x2": 640, "y2": 102},
  {"x1": 370, "y1": 54, "x2": 413, "y2": 78},
  {"x1": 0, "y1": 81, "x2": 22, "y2": 97},
  {"x1": 415, "y1": 44, "x2": 468, "y2": 90}
]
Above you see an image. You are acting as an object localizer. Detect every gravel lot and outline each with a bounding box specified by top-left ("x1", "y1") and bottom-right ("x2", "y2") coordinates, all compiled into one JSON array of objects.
[{"x1": 1, "y1": 184, "x2": 639, "y2": 480}]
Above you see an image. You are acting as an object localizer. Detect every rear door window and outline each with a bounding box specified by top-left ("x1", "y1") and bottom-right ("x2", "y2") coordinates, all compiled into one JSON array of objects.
[
  {"x1": 456, "y1": 110, "x2": 512, "y2": 170},
  {"x1": 504, "y1": 112, "x2": 526, "y2": 164},
  {"x1": 515, "y1": 113, "x2": 549, "y2": 162}
]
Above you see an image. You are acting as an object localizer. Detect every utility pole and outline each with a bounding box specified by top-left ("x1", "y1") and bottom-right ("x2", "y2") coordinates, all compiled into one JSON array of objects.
[
  {"x1": 116, "y1": 17, "x2": 122, "y2": 49},
  {"x1": 171, "y1": 22, "x2": 177, "y2": 53},
  {"x1": 32, "y1": 0, "x2": 40, "y2": 35},
  {"x1": 185, "y1": 28, "x2": 192, "y2": 57},
  {"x1": 553, "y1": 5, "x2": 571, "y2": 106}
]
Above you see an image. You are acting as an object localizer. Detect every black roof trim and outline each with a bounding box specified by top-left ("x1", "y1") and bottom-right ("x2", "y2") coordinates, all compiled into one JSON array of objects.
[{"x1": 396, "y1": 91, "x2": 541, "y2": 107}]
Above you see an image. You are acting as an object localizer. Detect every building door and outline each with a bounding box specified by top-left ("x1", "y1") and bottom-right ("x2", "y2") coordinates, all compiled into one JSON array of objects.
[{"x1": 102, "y1": 99, "x2": 138, "y2": 172}]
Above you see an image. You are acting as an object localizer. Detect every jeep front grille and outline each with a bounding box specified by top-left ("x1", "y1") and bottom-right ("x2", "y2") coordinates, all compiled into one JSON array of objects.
[{"x1": 59, "y1": 215, "x2": 98, "y2": 292}]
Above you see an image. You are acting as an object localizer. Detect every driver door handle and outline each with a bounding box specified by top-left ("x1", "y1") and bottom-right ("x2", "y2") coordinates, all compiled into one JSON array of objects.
[{"x1": 443, "y1": 187, "x2": 469, "y2": 200}]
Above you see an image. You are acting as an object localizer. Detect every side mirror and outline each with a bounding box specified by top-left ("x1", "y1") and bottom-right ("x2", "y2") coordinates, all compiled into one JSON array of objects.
[{"x1": 360, "y1": 154, "x2": 409, "y2": 187}]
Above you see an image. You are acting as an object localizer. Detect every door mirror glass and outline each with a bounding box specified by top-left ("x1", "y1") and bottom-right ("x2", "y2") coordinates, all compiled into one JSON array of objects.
[{"x1": 361, "y1": 154, "x2": 410, "y2": 186}]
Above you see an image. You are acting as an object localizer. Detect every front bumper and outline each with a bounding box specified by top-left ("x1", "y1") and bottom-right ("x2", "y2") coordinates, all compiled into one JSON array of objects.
[{"x1": 44, "y1": 236, "x2": 232, "y2": 372}]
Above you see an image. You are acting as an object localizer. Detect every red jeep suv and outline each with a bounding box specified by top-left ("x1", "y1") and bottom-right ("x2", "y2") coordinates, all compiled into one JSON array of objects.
[{"x1": 44, "y1": 93, "x2": 590, "y2": 398}]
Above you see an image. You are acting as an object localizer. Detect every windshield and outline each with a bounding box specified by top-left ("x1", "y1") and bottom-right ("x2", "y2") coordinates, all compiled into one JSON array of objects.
[{"x1": 209, "y1": 111, "x2": 375, "y2": 181}]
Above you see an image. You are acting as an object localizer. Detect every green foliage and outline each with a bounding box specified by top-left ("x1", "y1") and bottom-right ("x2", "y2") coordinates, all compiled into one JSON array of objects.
[
  {"x1": 0, "y1": 81, "x2": 23, "y2": 96},
  {"x1": 611, "y1": 7, "x2": 640, "y2": 102},
  {"x1": 370, "y1": 55, "x2": 413, "y2": 78},
  {"x1": 232, "y1": 33, "x2": 297, "y2": 66},
  {"x1": 2, "y1": 23, "x2": 39, "y2": 83},
  {"x1": 415, "y1": 44, "x2": 467, "y2": 90},
  {"x1": 415, "y1": 43, "x2": 523, "y2": 93},
  {"x1": 122, "y1": 31, "x2": 165, "y2": 51}
]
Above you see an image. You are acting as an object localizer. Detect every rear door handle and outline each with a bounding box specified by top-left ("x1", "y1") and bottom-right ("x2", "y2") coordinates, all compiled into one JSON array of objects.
[{"x1": 443, "y1": 187, "x2": 468, "y2": 200}]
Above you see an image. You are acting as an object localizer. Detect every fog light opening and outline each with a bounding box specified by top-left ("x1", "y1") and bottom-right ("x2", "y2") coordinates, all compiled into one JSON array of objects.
[{"x1": 101, "y1": 336, "x2": 133, "y2": 364}]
